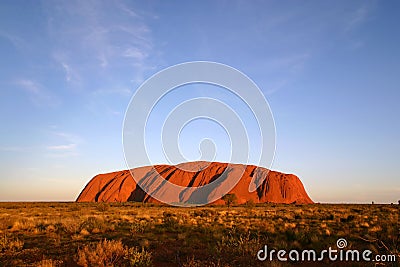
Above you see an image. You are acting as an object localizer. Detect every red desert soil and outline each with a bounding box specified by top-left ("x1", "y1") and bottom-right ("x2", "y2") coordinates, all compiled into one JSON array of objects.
[{"x1": 76, "y1": 161, "x2": 313, "y2": 204}]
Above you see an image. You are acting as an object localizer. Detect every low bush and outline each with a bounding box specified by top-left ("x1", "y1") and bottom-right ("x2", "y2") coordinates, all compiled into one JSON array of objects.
[
  {"x1": 124, "y1": 246, "x2": 152, "y2": 267},
  {"x1": 76, "y1": 239, "x2": 125, "y2": 266},
  {"x1": 0, "y1": 234, "x2": 24, "y2": 254},
  {"x1": 76, "y1": 239, "x2": 153, "y2": 267}
]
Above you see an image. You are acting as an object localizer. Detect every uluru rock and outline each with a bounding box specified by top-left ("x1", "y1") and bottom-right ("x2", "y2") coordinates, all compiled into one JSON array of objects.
[{"x1": 76, "y1": 161, "x2": 313, "y2": 205}]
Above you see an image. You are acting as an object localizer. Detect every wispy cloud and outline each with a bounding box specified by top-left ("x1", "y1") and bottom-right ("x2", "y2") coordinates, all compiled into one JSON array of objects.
[
  {"x1": 44, "y1": 0, "x2": 157, "y2": 90},
  {"x1": 115, "y1": 1, "x2": 139, "y2": 18},
  {"x1": 92, "y1": 87, "x2": 132, "y2": 96},
  {"x1": 52, "y1": 52, "x2": 82, "y2": 85},
  {"x1": 53, "y1": 131, "x2": 83, "y2": 145},
  {"x1": 347, "y1": 40, "x2": 365, "y2": 50},
  {"x1": 16, "y1": 79, "x2": 41, "y2": 94},
  {"x1": 45, "y1": 131, "x2": 82, "y2": 157},
  {"x1": 268, "y1": 53, "x2": 310, "y2": 73},
  {"x1": 15, "y1": 79, "x2": 59, "y2": 107},
  {"x1": 62, "y1": 63, "x2": 72, "y2": 82},
  {"x1": 123, "y1": 47, "x2": 148, "y2": 61},
  {"x1": 265, "y1": 80, "x2": 288, "y2": 95},
  {"x1": 0, "y1": 146, "x2": 27, "y2": 152},
  {"x1": 47, "y1": 143, "x2": 77, "y2": 151},
  {"x1": 0, "y1": 30, "x2": 26, "y2": 50},
  {"x1": 345, "y1": 5, "x2": 370, "y2": 32}
]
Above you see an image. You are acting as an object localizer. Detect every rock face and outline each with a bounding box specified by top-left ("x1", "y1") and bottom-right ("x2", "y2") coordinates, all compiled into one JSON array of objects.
[{"x1": 76, "y1": 161, "x2": 313, "y2": 204}]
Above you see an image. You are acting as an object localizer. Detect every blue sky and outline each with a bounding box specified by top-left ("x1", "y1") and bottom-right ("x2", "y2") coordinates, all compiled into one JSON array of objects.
[{"x1": 0, "y1": 1, "x2": 399, "y2": 203}]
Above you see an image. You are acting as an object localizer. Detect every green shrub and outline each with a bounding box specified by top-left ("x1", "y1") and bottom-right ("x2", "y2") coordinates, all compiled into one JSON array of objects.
[
  {"x1": 96, "y1": 203, "x2": 109, "y2": 212},
  {"x1": 162, "y1": 211, "x2": 178, "y2": 227},
  {"x1": 130, "y1": 220, "x2": 148, "y2": 234},
  {"x1": 124, "y1": 247, "x2": 152, "y2": 267},
  {"x1": 221, "y1": 194, "x2": 237, "y2": 207}
]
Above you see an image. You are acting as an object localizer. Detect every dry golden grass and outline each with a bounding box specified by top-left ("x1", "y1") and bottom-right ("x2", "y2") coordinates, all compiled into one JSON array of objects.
[
  {"x1": 34, "y1": 259, "x2": 63, "y2": 267},
  {"x1": 0, "y1": 202, "x2": 398, "y2": 266},
  {"x1": 77, "y1": 239, "x2": 125, "y2": 266}
]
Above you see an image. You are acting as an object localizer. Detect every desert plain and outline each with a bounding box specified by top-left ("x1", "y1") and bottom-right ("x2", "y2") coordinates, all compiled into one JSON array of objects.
[{"x1": 0, "y1": 202, "x2": 398, "y2": 266}]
